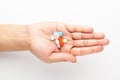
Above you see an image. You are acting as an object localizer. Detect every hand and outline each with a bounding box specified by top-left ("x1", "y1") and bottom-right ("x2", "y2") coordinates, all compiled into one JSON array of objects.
[{"x1": 27, "y1": 22, "x2": 109, "y2": 63}]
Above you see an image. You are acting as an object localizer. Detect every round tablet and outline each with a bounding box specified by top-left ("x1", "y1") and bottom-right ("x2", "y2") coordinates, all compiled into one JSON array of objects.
[
  {"x1": 50, "y1": 36, "x2": 55, "y2": 40},
  {"x1": 63, "y1": 39, "x2": 67, "y2": 43}
]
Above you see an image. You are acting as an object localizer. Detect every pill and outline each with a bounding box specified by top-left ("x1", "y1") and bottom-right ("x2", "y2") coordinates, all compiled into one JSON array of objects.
[
  {"x1": 56, "y1": 43, "x2": 61, "y2": 48},
  {"x1": 63, "y1": 39, "x2": 67, "y2": 43},
  {"x1": 55, "y1": 39, "x2": 61, "y2": 48},
  {"x1": 58, "y1": 37, "x2": 64, "y2": 47},
  {"x1": 53, "y1": 32, "x2": 63, "y2": 37},
  {"x1": 50, "y1": 36, "x2": 55, "y2": 40}
]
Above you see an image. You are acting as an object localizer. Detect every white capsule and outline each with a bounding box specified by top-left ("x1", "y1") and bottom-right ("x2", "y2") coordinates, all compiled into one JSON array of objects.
[
  {"x1": 56, "y1": 43, "x2": 61, "y2": 48},
  {"x1": 63, "y1": 39, "x2": 67, "y2": 43},
  {"x1": 55, "y1": 39, "x2": 60, "y2": 48}
]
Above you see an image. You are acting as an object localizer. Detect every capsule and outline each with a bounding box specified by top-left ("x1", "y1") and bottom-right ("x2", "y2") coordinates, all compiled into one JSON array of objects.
[
  {"x1": 53, "y1": 32, "x2": 63, "y2": 37},
  {"x1": 55, "y1": 39, "x2": 61, "y2": 48},
  {"x1": 58, "y1": 37, "x2": 64, "y2": 47}
]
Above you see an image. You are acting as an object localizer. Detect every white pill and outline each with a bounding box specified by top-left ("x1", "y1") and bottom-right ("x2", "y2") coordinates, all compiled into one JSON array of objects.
[
  {"x1": 50, "y1": 36, "x2": 55, "y2": 40},
  {"x1": 63, "y1": 39, "x2": 67, "y2": 43}
]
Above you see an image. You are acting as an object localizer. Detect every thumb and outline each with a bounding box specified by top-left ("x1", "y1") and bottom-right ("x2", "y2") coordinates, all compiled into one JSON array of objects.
[{"x1": 47, "y1": 53, "x2": 77, "y2": 63}]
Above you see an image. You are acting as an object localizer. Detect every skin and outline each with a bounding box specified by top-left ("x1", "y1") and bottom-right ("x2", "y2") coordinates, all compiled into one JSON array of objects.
[{"x1": 0, "y1": 22, "x2": 109, "y2": 63}]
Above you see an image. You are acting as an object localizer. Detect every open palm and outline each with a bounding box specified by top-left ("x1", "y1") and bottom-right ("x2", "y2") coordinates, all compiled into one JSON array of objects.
[{"x1": 27, "y1": 22, "x2": 109, "y2": 63}]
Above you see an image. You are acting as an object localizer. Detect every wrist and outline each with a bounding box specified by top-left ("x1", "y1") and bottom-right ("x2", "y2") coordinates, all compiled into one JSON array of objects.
[{"x1": 19, "y1": 24, "x2": 30, "y2": 51}]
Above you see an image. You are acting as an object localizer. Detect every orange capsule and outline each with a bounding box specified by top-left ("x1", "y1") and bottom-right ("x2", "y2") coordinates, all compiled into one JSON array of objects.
[{"x1": 58, "y1": 37, "x2": 64, "y2": 47}]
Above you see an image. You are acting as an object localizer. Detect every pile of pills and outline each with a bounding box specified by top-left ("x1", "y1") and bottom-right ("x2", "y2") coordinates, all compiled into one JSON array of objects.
[{"x1": 50, "y1": 32, "x2": 67, "y2": 48}]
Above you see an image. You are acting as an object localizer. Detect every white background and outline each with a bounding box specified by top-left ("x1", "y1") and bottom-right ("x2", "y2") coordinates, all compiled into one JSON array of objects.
[{"x1": 0, "y1": 0, "x2": 119, "y2": 80}]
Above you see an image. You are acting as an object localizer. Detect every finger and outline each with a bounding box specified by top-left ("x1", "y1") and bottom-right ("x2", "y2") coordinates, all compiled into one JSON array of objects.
[
  {"x1": 71, "y1": 46, "x2": 103, "y2": 56},
  {"x1": 65, "y1": 24, "x2": 93, "y2": 33},
  {"x1": 71, "y1": 32, "x2": 105, "y2": 40},
  {"x1": 46, "y1": 53, "x2": 76, "y2": 63},
  {"x1": 73, "y1": 39, "x2": 109, "y2": 47}
]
